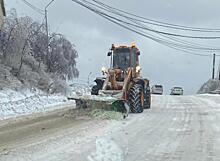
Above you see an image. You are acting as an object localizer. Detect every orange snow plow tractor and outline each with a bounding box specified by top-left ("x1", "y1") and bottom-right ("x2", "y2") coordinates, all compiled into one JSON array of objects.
[{"x1": 69, "y1": 43, "x2": 151, "y2": 116}]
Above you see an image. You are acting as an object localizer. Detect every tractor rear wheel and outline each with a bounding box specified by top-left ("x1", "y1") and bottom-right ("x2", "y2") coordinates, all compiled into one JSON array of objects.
[
  {"x1": 129, "y1": 84, "x2": 144, "y2": 113},
  {"x1": 144, "y1": 86, "x2": 151, "y2": 109}
]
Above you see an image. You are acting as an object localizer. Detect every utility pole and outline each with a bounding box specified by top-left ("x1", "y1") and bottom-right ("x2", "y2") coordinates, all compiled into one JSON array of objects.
[
  {"x1": 217, "y1": 61, "x2": 220, "y2": 80},
  {"x1": 45, "y1": 0, "x2": 55, "y2": 71},
  {"x1": 212, "y1": 53, "x2": 216, "y2": 79}
]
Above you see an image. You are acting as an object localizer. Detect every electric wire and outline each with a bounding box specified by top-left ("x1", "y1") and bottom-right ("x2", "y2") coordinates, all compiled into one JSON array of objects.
[
  {"x1": 21, "y1": 0, "x2": 44, "y2": 15},
  {"x1": 75, "y1": 0, "x2": 220, "y2": 52},
  {"x1": 92, "y1": 0, "x2": 220, "y2": 33},
  {"x1": 94, "y1": 1, "x2": 220, "y2": 49},
  {"x1": 80, "y1": 0, "x2": 220, "y2": 39},
  {"x1": 71, "y1": 0, "x2": 220, "y2": 57},
  {"x1": 80, "y1": 0, "x2": 220, "y2": 51}
]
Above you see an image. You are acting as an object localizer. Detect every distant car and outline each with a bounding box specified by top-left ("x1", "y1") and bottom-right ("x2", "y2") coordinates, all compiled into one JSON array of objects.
[
  {"x1": 170, "y1": 87, "x2": 183, "y2": 95},
  {"x1": 151, "y1": 85, "x2": 163, "y2": 95}
]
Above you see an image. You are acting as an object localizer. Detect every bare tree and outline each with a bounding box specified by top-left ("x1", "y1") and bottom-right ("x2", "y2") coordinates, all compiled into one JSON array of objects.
[
  {"x1": 49, "y1": 34, "x2": 79, "y2": 79},
  {"x1": 0, "y1": 10, "x2": 79, "y2": 92}
]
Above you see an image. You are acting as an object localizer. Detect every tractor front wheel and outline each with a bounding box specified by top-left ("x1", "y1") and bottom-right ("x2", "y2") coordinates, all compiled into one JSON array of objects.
[
  {"x1": 129, "y1": 84, "x2": 144, "y2": 113},
  {"x1": 91, "y1": 85, "x2": 100, "y2": 95}
]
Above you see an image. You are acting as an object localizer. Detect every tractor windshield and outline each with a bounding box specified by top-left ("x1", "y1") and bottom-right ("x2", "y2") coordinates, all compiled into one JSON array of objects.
[{"x1": 113, "y1": 48, "x2": 133, "y2": 70}]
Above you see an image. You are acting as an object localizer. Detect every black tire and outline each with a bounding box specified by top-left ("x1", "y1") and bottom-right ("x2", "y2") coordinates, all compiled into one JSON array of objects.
[
  {"x1": 91, "y1": 85, "x2": 100, "y2": 95},
  {"x1": 144, "y1": 86, "x2": 151, "y2": 109},
  {"x1": 129, "y1": 84, "x2": 144, "y2": 113}
]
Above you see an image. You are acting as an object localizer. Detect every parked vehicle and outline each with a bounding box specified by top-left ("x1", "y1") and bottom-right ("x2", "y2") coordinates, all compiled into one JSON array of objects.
[
  {"x1": 151, "y1": 85, "x2": 163, "y2": 95},
  {"x1": 170, "y1": 87, "x2": 183, "y2": 95}
]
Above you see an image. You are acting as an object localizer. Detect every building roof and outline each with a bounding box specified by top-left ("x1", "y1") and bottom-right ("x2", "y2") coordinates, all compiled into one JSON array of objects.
[{"x1": 1, "y1": 0, "x2": 6, "y2": 16}]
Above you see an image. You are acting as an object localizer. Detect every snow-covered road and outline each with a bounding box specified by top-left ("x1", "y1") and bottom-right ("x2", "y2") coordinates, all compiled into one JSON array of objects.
[{"x1": 1, "y1": 94, "x2": 220, "y2": 161}]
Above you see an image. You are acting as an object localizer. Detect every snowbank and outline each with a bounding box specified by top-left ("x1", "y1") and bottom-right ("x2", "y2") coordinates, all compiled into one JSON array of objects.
[
  {"x1": 196, "y1": 94, "x2": 220, "y2": 107},
  {"x1": 0, "y1": 89, "x2": 69, "y2": 120},
  {"x1": 69, "y1": 83, "x2": 91, "y2": 95},
  {"x1": 197, "y1": 79, "x2": 220, "y2": 94}
]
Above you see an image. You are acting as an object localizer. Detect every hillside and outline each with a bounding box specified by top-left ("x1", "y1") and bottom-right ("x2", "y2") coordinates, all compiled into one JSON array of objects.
[{"x1": 0, "y1": 10, "x2": 79, "y2": 94}]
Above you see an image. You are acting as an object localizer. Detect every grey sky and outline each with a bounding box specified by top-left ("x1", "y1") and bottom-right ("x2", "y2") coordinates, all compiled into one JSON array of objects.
[{"x1": 4, "y1": 0, "x2": 220, "y2": 94}]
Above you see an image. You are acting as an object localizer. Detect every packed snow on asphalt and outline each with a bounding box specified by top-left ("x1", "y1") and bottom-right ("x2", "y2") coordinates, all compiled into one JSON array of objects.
[{"x1": 1, "y1": 93, "x2": 220, "y2": 161}]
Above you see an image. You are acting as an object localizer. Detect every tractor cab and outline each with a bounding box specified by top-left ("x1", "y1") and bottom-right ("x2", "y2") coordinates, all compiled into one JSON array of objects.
[
  {"x1": 109, "y1": 44, "x2": 140, "y2": 71},
  {"x1": 106, "y1": 44, "x2": 141, "y2": 82}
]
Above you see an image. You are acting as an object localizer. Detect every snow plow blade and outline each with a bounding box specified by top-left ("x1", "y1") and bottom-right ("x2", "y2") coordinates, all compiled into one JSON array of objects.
[{"x1": 68, "y1": 95, "x2": 129, "y2": 118}]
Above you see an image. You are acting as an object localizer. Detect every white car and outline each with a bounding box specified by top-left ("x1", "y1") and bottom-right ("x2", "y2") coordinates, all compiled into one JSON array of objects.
[
  {"x1": 151, "y1": 85, "x2": 163, "y2": 95},
  {"x1": 170, "y1": 87, "x2": 183, "y2": 95}
]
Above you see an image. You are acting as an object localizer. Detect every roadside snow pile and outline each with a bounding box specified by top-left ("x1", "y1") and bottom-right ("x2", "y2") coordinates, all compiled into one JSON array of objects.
[
  {"x1": 0, "y1": 89, "x2": 69, "y2": 120},
  {"x1": 197, "y1": 79, "x2": 220, "y2": 94},
  {"x1": 69, "y1": 83, "x2": 91, "y2": 96},
  {"x1": 195, "y1": 94, "x2": 220, "y2": 108}
]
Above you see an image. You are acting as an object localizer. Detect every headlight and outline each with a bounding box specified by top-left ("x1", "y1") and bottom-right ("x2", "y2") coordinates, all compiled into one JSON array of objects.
[
  {"x1": 136, "y1": 66, "x2": 141, "y2": 72},
  {"x1": 101, "y1": 66, "x2": 107, "y2": 73}
]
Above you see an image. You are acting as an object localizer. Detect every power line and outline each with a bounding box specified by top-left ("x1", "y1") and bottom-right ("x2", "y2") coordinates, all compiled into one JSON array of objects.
[
  {"x1": 83, "y1": 0, "x2": 220, "y2": 51},
  {"x1": 74, "y1": 0, "x2": 220, "y2": 51},
  {"x1": 80, "y1": 0, "x2": 220, "y2": 39},
  {"x1": 71, "y1": 0, "x2": 220, "y2": 57},
  {"x1": 127, "y1": 15, "x2": 220, "y2": 52},
  {"x1": 20, "y1": 0, "x2": 44, "y2": 15},
  {"x1": 92, "y1": 0, "x2": 220, "y2": 33}
]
